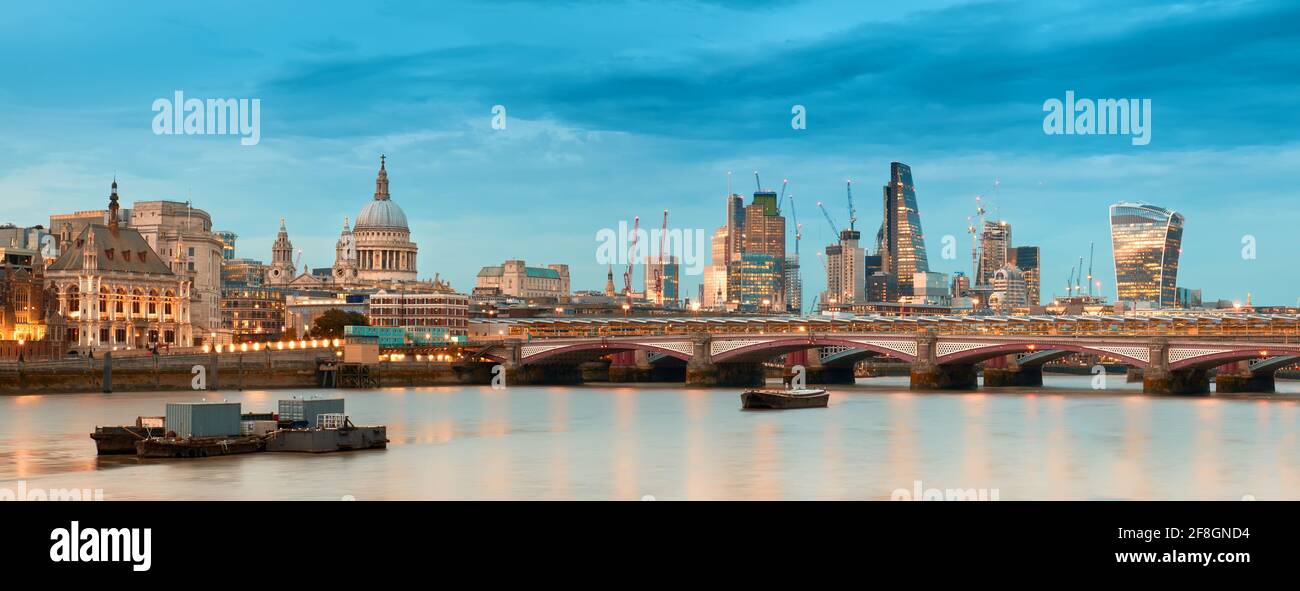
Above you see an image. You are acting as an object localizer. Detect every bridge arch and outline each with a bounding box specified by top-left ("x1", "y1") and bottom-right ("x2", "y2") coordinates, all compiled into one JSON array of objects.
[
  {"x1": 711, "y1": 336, "x2": 918, "y2": 364},
  {"x1": 937, "y1": 341, "x2": 1150, "y2": 368},
  {"x1": 1168, "y1": 347, "x2": 1300, "y2": 371},
  {"x1": 521, "y1": 341, "x2": 694, "y2": 365}
]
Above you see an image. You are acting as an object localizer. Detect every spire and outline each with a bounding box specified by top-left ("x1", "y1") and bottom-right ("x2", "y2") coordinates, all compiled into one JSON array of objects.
[
  {"x1": 343, "y1": 216, "x2": 351, "y2": 232},
  {"x1": 279, "y1": 217, "x2": 286, "y2": 232},
  {"x1": 107, "y1": 177, "x2": 121, "y2": 231},
  {"x1": 374, "y1": 154, "x2": 390, "y2": 201}
]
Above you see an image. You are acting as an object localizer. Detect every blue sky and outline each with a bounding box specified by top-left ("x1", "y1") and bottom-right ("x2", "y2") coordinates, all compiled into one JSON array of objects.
[{"x1": 1, "y1": 0, "x2": 1297, "y2": 305}]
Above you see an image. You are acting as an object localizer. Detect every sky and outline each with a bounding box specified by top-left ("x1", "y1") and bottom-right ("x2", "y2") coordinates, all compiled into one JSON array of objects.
[{"x1": 1, "y1": 0, "x2": 1297, "y2": 306}]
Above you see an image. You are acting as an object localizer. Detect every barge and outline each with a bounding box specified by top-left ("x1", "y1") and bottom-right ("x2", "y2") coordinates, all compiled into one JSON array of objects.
[
  {"x1": 741, "y1": 388, "x2": 830, "y2": 410},
  {"x1": 135, "y1": 435, "x2": 266, "y2": 458},
  {"x1": 264, "y1": 415, "x2": 388, "y2": 453},
  {"x1": 90, "y1": 417, "x2": 166, "y2": 455}
]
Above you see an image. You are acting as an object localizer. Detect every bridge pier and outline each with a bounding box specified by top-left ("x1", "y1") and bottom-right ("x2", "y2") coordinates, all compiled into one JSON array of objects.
[
  {"x1": 1214, "y1": 361, "x2": 1274, "y2": 393},
  {"x1": 508, "y1": 364, "x2": 584, "y2": 385},
  {"x1": 608, "y1": 350, "x2": 653, "y2": 382},
  {"x1": 910, "y1": 335, "x2": 977, "y2": 390},
  {"x1": 686, "y1": 334, "x2": 764, "y2": 387},
  {"x1": 982, "y1": 356, "x2": 1043, "y2": 387},
  {"x1": 1143, "y1": 339, "x2": 1209, "y2": 395}
]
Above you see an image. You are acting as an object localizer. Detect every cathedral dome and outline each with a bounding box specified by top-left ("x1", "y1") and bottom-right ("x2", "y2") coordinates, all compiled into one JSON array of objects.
[
  {"x1": 354, "y1": 155, "x2": 410, "y2": 231},
  {"x1": 356, "y1": 199, "x2": 408, "y2": 230}
]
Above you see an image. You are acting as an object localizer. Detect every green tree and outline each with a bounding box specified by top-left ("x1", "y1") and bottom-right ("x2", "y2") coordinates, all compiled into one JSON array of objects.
[{"x1": 311, "y1": 309, "x2": 369, "y2": 338}]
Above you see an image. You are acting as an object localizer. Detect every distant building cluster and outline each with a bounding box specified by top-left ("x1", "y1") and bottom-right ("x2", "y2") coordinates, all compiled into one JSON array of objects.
[{"x1": 0, "y1": 155, "x2": 1246, "y2": 359}]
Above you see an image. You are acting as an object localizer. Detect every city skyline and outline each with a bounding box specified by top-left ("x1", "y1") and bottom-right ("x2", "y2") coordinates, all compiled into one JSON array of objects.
[{"x1": 2, "y1": 1, "x2": 1298, "y2": 305}]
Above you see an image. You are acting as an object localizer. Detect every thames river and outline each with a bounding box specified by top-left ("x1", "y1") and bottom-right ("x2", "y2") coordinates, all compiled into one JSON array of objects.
[{"x1": 2, "y1": 376, "x2": 1298, "y2": 500}]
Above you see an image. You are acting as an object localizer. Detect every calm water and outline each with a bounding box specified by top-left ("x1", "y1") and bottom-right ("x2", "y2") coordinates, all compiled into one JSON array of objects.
[{"x1": 2, "y1": 376, "x2": 1298, "y2": 500}]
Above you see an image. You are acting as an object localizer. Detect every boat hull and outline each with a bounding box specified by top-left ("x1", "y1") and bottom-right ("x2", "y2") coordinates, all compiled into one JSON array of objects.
[
  {"x1": 135, "y1": 436, "x2": 265, "y2": 458},
  {"x1": 741, "y1": 389, "x2": 829, "y2": 410},
  {"x1": 264, "y1": 426, "x2": 388, "y2": 453},
  {"x1": 90, "y1": 426, "x2": 167, "y2": 455}
]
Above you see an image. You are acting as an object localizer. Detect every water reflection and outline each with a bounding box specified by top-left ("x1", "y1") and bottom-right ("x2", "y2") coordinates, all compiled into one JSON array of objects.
[{"x1": 0, "y1": 375, "x2": 1296, "y2": 500}]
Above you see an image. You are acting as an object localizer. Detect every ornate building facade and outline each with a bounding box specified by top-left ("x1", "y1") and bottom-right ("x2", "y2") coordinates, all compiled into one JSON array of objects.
[{"x1": 44, "y1": 181, "x2": 193, "y2": 350}]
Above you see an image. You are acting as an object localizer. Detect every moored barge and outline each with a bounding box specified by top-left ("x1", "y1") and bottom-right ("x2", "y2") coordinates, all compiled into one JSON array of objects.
[
  {"x1": 135, "y1": 435, "x2": 266, "y2": 458},
  {"x1": 741, "y1": 388, "x2": 830, "y2": 410},
  {"x1": 90, "y1": 417, "x2": 167, "y2": 455}
]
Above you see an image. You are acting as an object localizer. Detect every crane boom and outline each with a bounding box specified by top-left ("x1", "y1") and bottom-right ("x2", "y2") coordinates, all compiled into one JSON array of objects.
[
  {"x1": 1086, "y1": 242, "x2": 1095, "y2": 296},
  {"x1": 789, "y1": 195, "x2": 801, "y2": 256},
  {"x1": 754, "y1": 171, "x2": 762, "y2": 192},
  {"x1": 845, "y1": 179, "x2": 856, "y2": 231},
  {"x1": 816, "y1": 201, "x2": 840, "y2": 236},
  {"x1": 623, "y1": 216, "x2": 640, "y2": 302}
]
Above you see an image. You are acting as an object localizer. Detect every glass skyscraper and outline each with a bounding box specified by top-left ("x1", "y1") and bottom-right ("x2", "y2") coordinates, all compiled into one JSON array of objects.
[
  {"x1": 1109, "y1": 203, "x2": 1184, "y2": 307},
  {"x1": 879, "y1": 162, "x2": 929, "y2": 298}
]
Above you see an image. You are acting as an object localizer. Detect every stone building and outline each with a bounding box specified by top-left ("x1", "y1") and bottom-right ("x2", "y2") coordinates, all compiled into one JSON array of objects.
[{"x1": 44, "y1": 181, "x2": 193, "y2": 351}]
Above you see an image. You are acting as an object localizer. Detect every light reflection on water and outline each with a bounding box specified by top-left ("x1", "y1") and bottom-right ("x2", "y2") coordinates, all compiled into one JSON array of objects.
[{"x1": 0, "y1": 375, "x2": 1297, "y2": 500}]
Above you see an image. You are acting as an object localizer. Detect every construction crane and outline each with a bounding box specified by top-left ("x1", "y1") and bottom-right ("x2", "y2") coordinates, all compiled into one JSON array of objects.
[
  {"x1": 1076, "y1": 256, "x2": 1084, "y2": 295},
  {"x1": 623, "y1": 216, "x2": 640, "y2": 304},
  {"x1": 845, "y1": 179, "x2": 857, "y2": 231},
  {"x1": 779, "y1": 178, "x2": 788, "y2": 204},
  {"x1": 754, "y1": 171, "x2": 762, "y2": 192},
  {"x1": 652, "y1": 210, "x2": 668, "y2": 303},
  {"x1": 1086, "y1": 242, "x2": 1095, "y2": 297},
  {"x1": 968, "y1": 195, "x2": 986, "y2": 286},
  {"x1": 816, "y1": 201, "x2": 840, "y2": 236},
  {"x1": 1066, "y1": 264, "x2": 1076, "y2": 296},
  {"x1": 788, "y1": 195, "x2": 802, "y2": 257}
]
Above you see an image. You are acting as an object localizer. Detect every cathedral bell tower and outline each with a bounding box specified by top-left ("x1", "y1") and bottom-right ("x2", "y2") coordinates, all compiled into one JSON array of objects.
[
  {"x1": 332, "y1": 217, "x2": 359, "y2": 285},
  {"x1": 266, "y1": 218, "x2": 296, "y2": 285}
]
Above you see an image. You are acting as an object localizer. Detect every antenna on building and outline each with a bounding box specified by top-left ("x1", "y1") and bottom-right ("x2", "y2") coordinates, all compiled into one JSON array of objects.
[{"x1": 726, "y1": 171, "x2": 732, "y2": 196}]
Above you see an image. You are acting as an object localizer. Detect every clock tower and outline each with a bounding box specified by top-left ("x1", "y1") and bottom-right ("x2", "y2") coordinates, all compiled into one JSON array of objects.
[
  {"x1": 332, "y1": 217, "x2": 359, "y2": 286},
  {"x1": 266, "y1": 218, "x2": 296, "y2": 285}
]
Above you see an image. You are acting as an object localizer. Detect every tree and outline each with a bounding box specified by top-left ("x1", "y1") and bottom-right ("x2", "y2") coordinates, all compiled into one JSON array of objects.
[{"x1": 311, "y1": 309, "x2": 368, "y2": 338}]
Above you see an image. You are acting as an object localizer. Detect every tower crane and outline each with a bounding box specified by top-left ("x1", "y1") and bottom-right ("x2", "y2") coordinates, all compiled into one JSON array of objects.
[
  {"x1": 652, "y1": 210, "x2": 668, "y2": 303},
  {"x1": 623, "y1": 216, "x2": 640, "y2": 304},
  {"x1": 779, "y1": 178, "x2": 788, "y2": 205},
  {"x1": 1086, "y1": 242, "x2": 1095, "y2": 297},
  {"x1": 845, "y1": 179, "x2": 857, "y2": 231},
  {"x1": 969, "y1": 195, "x2": 986, "y2": 285},
  {"x1": 754, "y1": 171, "x2": 762, "y2": 192},
  {"x1": 1076, "y1": 256, "x2": 1084, "y2": 295},
  {"x1": 788, "y1": 195, "x2": 802, "y2": 258}
]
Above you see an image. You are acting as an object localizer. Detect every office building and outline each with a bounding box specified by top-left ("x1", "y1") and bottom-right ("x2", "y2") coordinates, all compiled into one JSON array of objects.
[
  {"x1": 878, "y1": 162, "x2": 929, "y2": 297},
  {"x1": 1109, "y1": 203, "x2": 1184, "y2": 307},
  {"x1": 1011, "y1": 245, "x2": 1040, "y2": 306}
]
